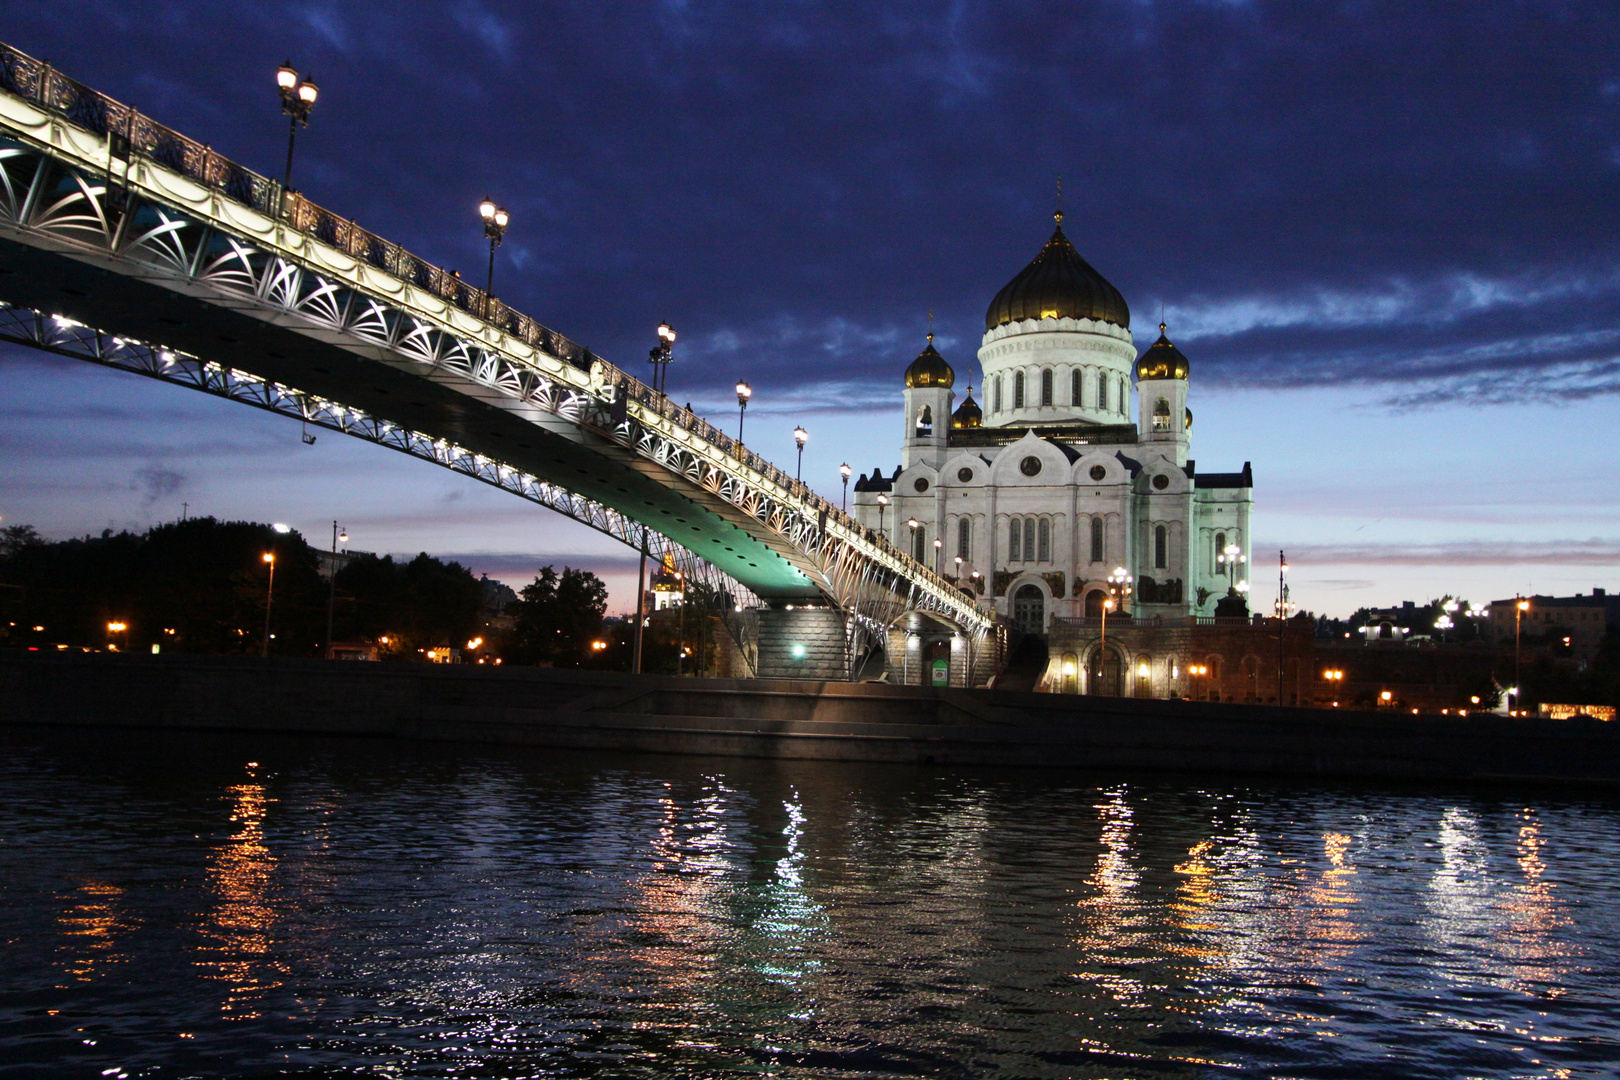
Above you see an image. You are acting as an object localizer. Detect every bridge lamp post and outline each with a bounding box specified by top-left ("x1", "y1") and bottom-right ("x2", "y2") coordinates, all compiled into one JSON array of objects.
[
  {"x1": 954, "y1": 554, "x2": 963, "y2": 587},
  {"x1": 478, "y1": 199, "x2": 509, "y2": 317},
  {"x1": 907, "y1": 517, "x2": 919, "y2": 562},
  {"x1": 735, "y1": 381, "x2": 751, "y2": 443},
  {"x1": 839, "y1": 462, "x2": 851, "y2": 513},
  {"x1": 648, "y1": 322, "x2": 675, "y2": 395},
  {"x1": 275, "y1": 62, "x2": 318, "y2": 211},
  {"x1": 794, "y1": 426, "x2": 808, "y2": 481},
  {"x1": 934, "y1": 537, "x2": 943, "y2": 575},
  {"x1": 261, "y1": 552, "x2": 277, "y2": 658},
  {"x1": 876, "y1": 493, "x2": 888, "y2": 538},
  {"x1": 324, "y1": 522, "x2": 348, "y2": 659}
]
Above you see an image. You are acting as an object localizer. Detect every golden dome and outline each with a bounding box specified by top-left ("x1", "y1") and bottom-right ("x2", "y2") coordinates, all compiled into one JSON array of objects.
[
  {"x1": 986, "y1": 213, "x2": 1130, "y2": 331},
  {"x1": 951, "y1": 385, "x2": 982, "y2": 428},
  {"x1": 904, "y1": 335, "x2": 955, "y2": 388},
  {"x1": 1136, "y1": 323, "x2": 1189, "y2": 380}
]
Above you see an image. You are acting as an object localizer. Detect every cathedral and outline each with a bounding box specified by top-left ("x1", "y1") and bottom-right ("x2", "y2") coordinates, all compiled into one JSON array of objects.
[{"x1": 851, "y1": 210, "x2": 1254, "y2": 646}]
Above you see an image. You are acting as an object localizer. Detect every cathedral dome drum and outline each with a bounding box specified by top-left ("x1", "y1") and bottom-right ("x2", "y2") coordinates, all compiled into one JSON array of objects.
[{"x1": 985, "y1": 212, "x2": 1131, "y2": 331}]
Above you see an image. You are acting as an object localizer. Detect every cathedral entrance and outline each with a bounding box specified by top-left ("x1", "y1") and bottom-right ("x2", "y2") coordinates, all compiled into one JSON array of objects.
[
  {"x1": 1089, "y1": 646, "x2": 1122, "y2": 696},
  {"x1": 1012, "y1": 584, "x2": 1045, "y2": 636}
]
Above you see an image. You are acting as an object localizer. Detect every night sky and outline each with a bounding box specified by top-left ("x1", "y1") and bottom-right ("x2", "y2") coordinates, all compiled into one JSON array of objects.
[{"x1": 3, "y1": 1, "x2": 1618, "y2": 615}]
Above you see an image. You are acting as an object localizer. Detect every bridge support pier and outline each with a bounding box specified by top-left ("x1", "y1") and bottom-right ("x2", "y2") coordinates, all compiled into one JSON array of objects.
[{"x1": 755, "y1": 606, "x2": 850, "y2": 681}]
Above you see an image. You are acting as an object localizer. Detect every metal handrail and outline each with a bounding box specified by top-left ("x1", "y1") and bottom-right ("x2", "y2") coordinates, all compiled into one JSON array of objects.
[{"x1": 0, "y1": 40, "x2": 977, "y2": 621}]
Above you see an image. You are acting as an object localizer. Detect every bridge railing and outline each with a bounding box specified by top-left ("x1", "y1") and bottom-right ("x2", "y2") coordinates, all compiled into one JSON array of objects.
[
  {"x1": 0, "y1": 40, "x2": 983, "y2": 625},
  {"x1": 0, "y1": 41, "x2": 595, "y2": 371}
]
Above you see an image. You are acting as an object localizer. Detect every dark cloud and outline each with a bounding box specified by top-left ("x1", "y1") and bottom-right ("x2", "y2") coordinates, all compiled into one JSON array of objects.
[
  {"x1": 9, "y1": 1, "x2": 1616, "y2": 408},
  {"x1": 131, "y1": 464, "x2": 185, "y2": 507}
]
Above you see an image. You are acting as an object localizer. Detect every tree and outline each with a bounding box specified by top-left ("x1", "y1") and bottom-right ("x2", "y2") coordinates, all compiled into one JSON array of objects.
[{"x1": 505, "y1": 566, "x2": 609, "y2": 666}]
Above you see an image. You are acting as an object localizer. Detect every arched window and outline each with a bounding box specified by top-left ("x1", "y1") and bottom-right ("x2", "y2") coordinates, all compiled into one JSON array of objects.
[
  {"x1": 957, "y1": 517, "x2": 971, "y2": 560},
  {"x1": 1009, "y1": 518, "x2": 1022, "y2": 561},
  {"x1": 1120, "y1": 378, "x2": 1127, "y2": 413},
  {"x1": 1040, "y1": 368, "x2": 1053, "y2": 406},
  {"x1": 1037, "y1": 518, "x2": 1051, "y2": 562},
  {"x1": 1097, "y1": 372, "x2": 1108, "y2": 411},
  {"x1": 1155, "y1": 524, "x2": 1167, "y2": 569},
  {"x1": 992, "y1": 375, "x2": 1002, "y2": 412},
  {"x1": 1014, "y1": 371, "x2": 1025, "y2": 408},
  {"x1": 1214, "y1": 532, "x2": 1225, "y2": 573},
  {"x1": 1152, "y1": 398, "x2": 1171, "y2": 432},
  {"x1": 1071, "y1": 368, "x2": 1083, "y2": 407},
  {"x1": 1023, "y1": 517, "x2": 1036, "y2": 562},
  {"x1": 1090, "y1": 517, "x2": 1104, "y2": 563},
  {"x1": 916, "y1": 404, "x2": 933, "y2": 436},
  {"x1": 913, "y1": 524, "x2": 927, "y2": 562}
]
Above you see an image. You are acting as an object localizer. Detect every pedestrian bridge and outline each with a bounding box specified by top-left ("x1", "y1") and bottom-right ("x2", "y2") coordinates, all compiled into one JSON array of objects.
[{"x1": 0, "y1": 42, "x2": 994, "y2": 678}]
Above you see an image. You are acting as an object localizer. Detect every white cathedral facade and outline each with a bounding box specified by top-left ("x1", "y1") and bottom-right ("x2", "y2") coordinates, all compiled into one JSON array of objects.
[{"x1": 851, "y1": 211, "x2": 1254, "y2": 636}]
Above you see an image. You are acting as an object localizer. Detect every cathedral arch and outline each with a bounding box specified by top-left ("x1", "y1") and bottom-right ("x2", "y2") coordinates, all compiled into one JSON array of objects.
[
  {"x1": 1040, "y1": 368, "x2": 1053, "y2": 406},
  {"x1": 1071, "y1": 367, "x2": 1083, "y2": 407},
  {"x1": 957, "y1": 516, "x2": 971, "y2": 560},
  {"x1": 1152, "y1": 398, "x2": 1171, "y2": 432},
  {"x1": 1084, "y1": 588, "x2": 1107, "y2": 618},
  {"x1": 1213, "y1": 531, "x2": 1226, "y2": 573},
  {"x1": 1014, "y1": 370, "x2": 1026, "y2": 408},
  {"x1": 1097, "y1": 372, "x2": 1108, "y2": 412},
  {"x1": 1154, "y1": 524, "x2": 1167, "y2": 569},
  {"x1": 992, "y1": 374, "x2": 1002, "y2": 413},
  {"x1": 912, "y1": 523, "x2": 928, "y2": 562},
  {"x1": 916, "y1": 404, "x2": 933, "y2": 436},
  {"x1": 1090, "y1": 516, "x2": 1105, "y2": 563},
  {"x1": 1008, "y1": 517, "x2": 1022, "y2": 562},
  {"x1": 1037, "y1": 517, "x2": 1051, "y2": 562}
]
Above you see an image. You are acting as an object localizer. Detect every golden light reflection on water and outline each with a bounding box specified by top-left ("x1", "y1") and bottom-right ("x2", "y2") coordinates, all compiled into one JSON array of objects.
[
  {"x1": 57, "y1": 880, "x2": 136, "y2": 982},
  {"x1": 194, "y1": 762, "x2": 283, "y2": 1020}
]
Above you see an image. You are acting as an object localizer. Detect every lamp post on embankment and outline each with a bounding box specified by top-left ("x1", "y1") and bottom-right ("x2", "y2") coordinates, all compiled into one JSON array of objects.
[{"x1": 324, "y1": 521, "x2": 348, "y2": 659}]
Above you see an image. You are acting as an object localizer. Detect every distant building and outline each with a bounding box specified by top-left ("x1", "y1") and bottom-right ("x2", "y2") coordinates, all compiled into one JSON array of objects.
[{"x1": 1485, "y1": 590, "x2": 1616, "y2": 663}]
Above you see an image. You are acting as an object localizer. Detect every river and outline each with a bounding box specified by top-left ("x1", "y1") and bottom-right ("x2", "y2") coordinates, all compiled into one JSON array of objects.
[{"x1": 2, "y1": 726, "x2": 1617, "y2": 1078}]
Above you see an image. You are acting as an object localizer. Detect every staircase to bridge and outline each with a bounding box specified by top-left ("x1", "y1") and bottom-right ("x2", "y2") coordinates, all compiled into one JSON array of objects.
[{"x1": 0, "y1": 42, "x2": 999, "y2": 681}]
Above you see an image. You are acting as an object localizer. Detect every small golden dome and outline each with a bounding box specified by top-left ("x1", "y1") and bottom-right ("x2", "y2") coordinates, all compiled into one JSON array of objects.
[
  {"x1": 904, "y1": 335, "x2": 955, "y2": 388},
  {"x1": 1136, "y1": 322, "x2": 1190, "y2": 380},
  {"x1": 952, "y1": 385, "x2": 982, "y2": 428}
]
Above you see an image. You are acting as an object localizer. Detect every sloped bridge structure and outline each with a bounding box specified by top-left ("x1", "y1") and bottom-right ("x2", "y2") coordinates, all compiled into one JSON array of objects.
[{"x1": 0, "y1": 44, "x2": 996, "y2": 680}]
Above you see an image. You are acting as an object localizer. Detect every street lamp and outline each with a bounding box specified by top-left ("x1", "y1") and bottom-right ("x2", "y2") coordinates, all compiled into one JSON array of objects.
[
  {"x1": 647, "y1": 321, "x2": 676, "y2": 395},
  {"x1": 954, "y1": 554, "x2": 964, "y2": 587},
  {"x1": 261, "y1": 551, "x2": 277, "y2": 658},
  {"x1": 794, "y1": 425, "x2": 808, "y2": 481},
  {"x1": 907, "y1": 517, "x2": 919, "y2": 561},
  {"x1": 933, "y1": 536, "x2": 943, "y2": 575},
  {"x1": 1515, "y1": 596, "x2": 1530, "y2": 708},
  {"x1": 325, "y1": 521, "x2": 348, "y2": 659},
  {"x1": 877, "y1": 492, "x2": 889, "y2": 537},
  {"x1": 106, "y1": 620, "x2": 127, "y2": 652},
  {"x1": 275, "y1": 62, "x2": 319, "y2": 211},
  {"x1": 1218, "y1": 542, "x2": 1247, "y2": 592},
  {"x1": 840, "y1": 462, "x2": 852, "y2": 513},
  {"x1": 478, "y1": 198, "x2": 509, "y2": 317},
  {"x1": 735, "y1": 381, "x2": 751, "y2": 442}
]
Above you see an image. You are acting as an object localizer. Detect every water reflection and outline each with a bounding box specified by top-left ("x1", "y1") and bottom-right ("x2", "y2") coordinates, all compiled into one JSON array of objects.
[
  {"x1": 57, "y1": 880, "x2": 135, "y2": 982},
  {"x1": 3, "y1": 732, "x2": 1617, "y2": 1080},
  {"x1": 194, "y1": 761, "x2": 282, "y2": 1019}
]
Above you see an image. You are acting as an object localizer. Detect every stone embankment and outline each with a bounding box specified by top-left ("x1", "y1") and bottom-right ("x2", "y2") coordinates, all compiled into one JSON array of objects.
[{"x1": 3, "y1": 650, "x2": 1616, "y2": 784}]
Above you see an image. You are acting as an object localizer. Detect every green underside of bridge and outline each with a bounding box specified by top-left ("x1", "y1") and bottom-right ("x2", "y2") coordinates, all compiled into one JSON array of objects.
[{"x1": 0, "y1": 238, "x2": 821, "y2": 599}]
